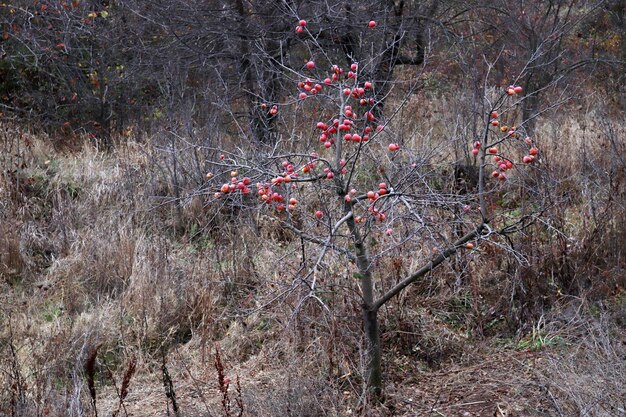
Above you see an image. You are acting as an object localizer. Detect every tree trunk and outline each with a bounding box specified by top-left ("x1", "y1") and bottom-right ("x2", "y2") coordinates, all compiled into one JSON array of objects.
[
  {"x1": 522, "y1": 80, "x2": 540, "y2": 137},
  {"x1": 344, "y1": 210, "x2": 383, "y2": 398},
  {"x1": 363, "y1": 306, "x2": 382, "y2": 397}
]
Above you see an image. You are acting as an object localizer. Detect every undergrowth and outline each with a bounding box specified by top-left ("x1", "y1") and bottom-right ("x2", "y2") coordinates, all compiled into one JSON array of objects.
[{"x1": 0, "y1": 92, "x2": 624, "y2": 416}]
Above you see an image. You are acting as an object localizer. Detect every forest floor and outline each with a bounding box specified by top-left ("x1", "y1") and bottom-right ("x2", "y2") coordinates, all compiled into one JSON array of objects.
[{"x1": 96, "y1": 296, "x2": 625, "y2": 417}]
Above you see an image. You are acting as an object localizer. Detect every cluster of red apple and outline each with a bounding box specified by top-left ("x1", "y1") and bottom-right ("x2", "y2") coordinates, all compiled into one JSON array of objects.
[
  {"x1": 523, "y1": 137, "x2": 539, "y2": 163},
  {"x1": 256, "y1": 160, "x2": 303, "y2": 211},
  {"x1": 506, "y1": 85, "x2": 524, "y2": 95},
  {"x1": 367, "y1": 206, "x2": 387, "y2": 223},
  {"x1": 298, "y1": 77, "x2": 323, "y2": 100},
  {"x1": 490, "y1": 111, "x2": 521, "y2": 140},
  {"x1": 315, "y1": 111, "x2": 376, "y2": 148},
  {"x1": 214, "y1": 171, "x2": 252, "y2": 198},
  {"x1": 472, "y1": 104, "x2": 540, "y2": 182},
  {"x1": 322, "y1": 159, "x2": 347, "y2": 179},
  {"x1": 352, "y1": 184, "x2": 389, "y2": 223},
  {"x1": 490, "y1": 154, "x2": 514, "y2": 181},
  {"x1": 298, "y1": 62, "x2": 377, "y2": 103},
  {"x1": 257, "y1": 183, "x2": 292, "y2": 211},
  {"x1": 369, "y1": 183, "x2": 389, "y2": 200},
  {"x1": 271, "y1": 160, "x2": 300, "y2": 185},
  {"x1": 259, "y1": 103, "x2": 278, "y2": 116},
  {"x1": 471, "y1": 140, "x2": 481, "y2": 156},
  {"x1": 314, "y1": 65, "x2": 400, "y2": 152},
  {"x1": 295, "y1": 19, "x2": 307, "y2": 33}
]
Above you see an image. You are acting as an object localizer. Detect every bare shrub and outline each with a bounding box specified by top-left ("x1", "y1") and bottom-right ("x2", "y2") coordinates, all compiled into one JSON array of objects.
[{"x1": 540, "y1": 300, "x2": 626, "y2": 416}]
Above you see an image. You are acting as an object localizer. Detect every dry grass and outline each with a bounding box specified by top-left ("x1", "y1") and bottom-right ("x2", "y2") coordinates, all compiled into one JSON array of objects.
[{"x1": 0, "y1": 84, "x2": 624, "y2": 416}]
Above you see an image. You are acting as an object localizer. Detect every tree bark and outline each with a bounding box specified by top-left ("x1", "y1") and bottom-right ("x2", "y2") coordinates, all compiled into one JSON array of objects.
[
  {"x1": 344, "y1": 205, "x2": 383, "y2": 397},
  {"x1": 363, "y1": 307, "x2": 382, "y2": 397}
]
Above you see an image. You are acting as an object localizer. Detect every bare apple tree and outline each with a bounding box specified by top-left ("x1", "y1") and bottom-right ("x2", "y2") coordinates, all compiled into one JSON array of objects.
[{"x1": 201, "y1": 11, "x2": 552, "y2": 398}]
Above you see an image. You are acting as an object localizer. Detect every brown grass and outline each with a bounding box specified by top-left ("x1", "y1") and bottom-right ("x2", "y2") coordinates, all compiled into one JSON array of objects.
[{"x1": 0, "y1": 85, "x2": 624, "y2": 416}]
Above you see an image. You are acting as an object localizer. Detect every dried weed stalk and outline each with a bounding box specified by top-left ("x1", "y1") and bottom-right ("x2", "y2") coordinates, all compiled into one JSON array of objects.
[{"x1": 214, "y1": 345, "x2": 243, "y2": 417}]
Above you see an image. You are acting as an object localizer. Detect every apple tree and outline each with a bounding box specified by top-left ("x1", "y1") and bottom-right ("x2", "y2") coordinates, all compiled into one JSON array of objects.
[{"x1": 201, "y1": 13, "x2": 547, "y2": 398}]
